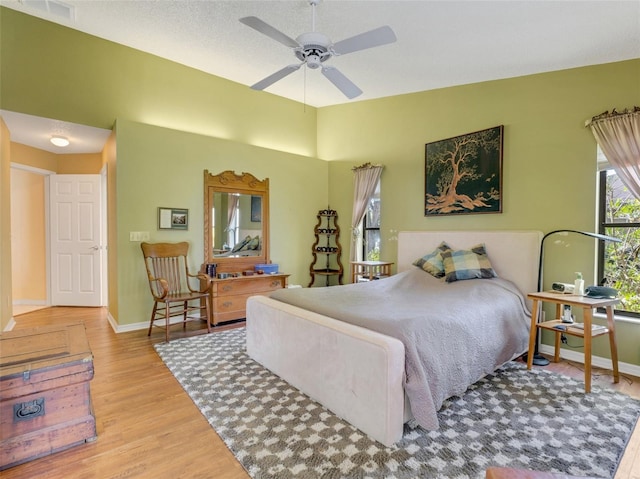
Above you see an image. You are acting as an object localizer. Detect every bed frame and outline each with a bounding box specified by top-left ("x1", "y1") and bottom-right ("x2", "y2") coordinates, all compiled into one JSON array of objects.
[{"x1": 246, "y1": 230, "x2": 542, "y2": 446}]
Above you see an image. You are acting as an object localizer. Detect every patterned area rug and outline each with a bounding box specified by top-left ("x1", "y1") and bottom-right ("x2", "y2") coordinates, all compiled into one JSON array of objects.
[{"x1": 155, "y1": 328, "x2": 640, "y2": 479}]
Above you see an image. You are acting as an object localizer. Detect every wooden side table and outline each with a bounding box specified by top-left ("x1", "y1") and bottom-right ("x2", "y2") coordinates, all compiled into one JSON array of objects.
[
  {"x1": 350, "y1": 261, "x2": 393, "y2": 283},
  {"x1": 526, "y1": 291, "x2": 620, "y2": 393}
]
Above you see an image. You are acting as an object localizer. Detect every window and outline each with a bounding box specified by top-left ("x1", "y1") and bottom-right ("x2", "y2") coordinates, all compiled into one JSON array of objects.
[
  {"x1": 598, "y1": 169, "x2": 640, "y2": 317},
  {"x1": 362, "y1": 180, "x2": 381, "y2": 261}
]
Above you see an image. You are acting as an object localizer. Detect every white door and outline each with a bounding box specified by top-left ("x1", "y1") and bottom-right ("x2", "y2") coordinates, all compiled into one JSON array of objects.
[{"x1": 50, "y1": 175, "x2": 102, "y2": 306}]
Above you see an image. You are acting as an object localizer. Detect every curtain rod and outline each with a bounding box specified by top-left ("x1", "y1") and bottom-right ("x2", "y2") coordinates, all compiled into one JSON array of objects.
[
  {"x1": 352, "y1": 162, "x2": 383, "y2": 171},
  {"x1": 585, "y1": 106, "x2": 640, "y2": 127}
]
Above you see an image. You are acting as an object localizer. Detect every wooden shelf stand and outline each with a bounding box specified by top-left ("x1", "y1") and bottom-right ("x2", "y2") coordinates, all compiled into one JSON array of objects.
[{"x1": 308, "y1": 208, "x2": 343, "y2": 287}]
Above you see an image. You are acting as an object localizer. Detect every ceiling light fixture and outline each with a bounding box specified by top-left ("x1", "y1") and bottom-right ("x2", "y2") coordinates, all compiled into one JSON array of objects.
[{"x1": 50, "y1": 135, "x2": 70, "y2": 147}]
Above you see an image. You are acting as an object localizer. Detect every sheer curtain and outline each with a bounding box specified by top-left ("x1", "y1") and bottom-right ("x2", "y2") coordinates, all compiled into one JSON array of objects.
[
  {"x1": 588, "y1": 107, "x2": 640, "y2": 200},
  {"x1": 226, "y1": 194, "x2": 240, "y2": 246},
  {"x1": 350, "y1": 163, "x2": 383, "y2": 262}
]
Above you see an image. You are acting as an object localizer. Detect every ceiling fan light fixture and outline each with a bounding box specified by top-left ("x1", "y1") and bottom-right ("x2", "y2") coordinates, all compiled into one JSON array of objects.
[
  {"x1": 50, "y1": 135, "x2": 70, "y2": 147},
  {"x1": 306, "y1": 55, "x2": 322, "y2": 69}
]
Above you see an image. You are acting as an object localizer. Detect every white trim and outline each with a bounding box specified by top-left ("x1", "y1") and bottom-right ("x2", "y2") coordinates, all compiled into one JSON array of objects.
[
  {"x1": 108, "y1": 312, "x2": 208, "y2": 334},
  {"x1": 596, "y1": 145, "x2": 610, "y2": 171},
  {"x1": 44, "y1": 175, "x2": 51, "y2": 305},
  {"x1": 539, "y1": 343, "x2": 640, "y2": 378},
  {"x1": 10, "y1": 162, "x2": 55, "y2": 175},
  {"x1": 12, "y1": 299, "x2": 47, "y2": 306},
  {"x1": 109, "y1": 316, "x2": 148, "y2": 333},
  {"x1": 100, "y1": 165, "x2": 108, "y2": 307},
  {"x1": 10, "y1": 164, "x2": 54, "y2": 308},
  {"x1": 3, "y1": 318, "x2": 16, "y2": 332},
  {"x1": 594, "y1": 310, "x2": 640, "y2": 326},
  {"x1": 106, "y1": 311, "x2": 121, "y2": 333}
]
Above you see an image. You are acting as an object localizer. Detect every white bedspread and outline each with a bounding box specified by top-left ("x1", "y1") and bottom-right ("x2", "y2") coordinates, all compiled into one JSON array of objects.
[{"x1": 269, "y1": 268, "x2": 531, "y2": 430}]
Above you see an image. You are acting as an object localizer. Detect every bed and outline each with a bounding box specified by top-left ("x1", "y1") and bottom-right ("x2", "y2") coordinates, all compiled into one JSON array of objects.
[{"x1": 246, "y1": 230, "x2": 542, "y2": 446}]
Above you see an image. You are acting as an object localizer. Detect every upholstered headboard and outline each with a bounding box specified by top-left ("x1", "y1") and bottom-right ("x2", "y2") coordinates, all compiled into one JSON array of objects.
[{"x1": 397, "y1": 230, "x2": 542, "y2": 299}]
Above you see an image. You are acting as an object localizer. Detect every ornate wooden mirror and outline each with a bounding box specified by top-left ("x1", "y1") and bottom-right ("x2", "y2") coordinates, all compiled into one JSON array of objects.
[{"x1": 203, "y1": 170, "x2": 270, "y2": 273}]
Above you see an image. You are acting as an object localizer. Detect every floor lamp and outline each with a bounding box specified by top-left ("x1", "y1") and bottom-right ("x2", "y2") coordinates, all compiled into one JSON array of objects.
[{"x1": 528, "y1": 229, "x2": 622, "y2": 366}]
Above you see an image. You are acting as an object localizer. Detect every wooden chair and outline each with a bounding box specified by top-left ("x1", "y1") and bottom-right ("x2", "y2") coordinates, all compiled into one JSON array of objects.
[{"x1": 141, "y1": 242, "x2": 212, "y2": 342}]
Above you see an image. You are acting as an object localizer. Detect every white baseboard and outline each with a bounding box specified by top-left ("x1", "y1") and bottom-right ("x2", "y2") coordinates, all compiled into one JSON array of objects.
[
  {"x1": 108, "y1": 313, "x2": 209, "y2": 334},
  {"x1": 12, "y1": 299, "x2": 47, "y2": 306},
  {"x1": 539, "y1": 343, "x2": 640, "y2": 378},
  {"x1": 3, "y1": 318, "x2": 16, "y2": 332}
]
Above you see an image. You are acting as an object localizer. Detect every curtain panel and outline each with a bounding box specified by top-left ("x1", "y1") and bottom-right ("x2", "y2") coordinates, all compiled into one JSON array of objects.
[
  {"x1": 351, "y1": 163, "x2": 383, "y2": 262},
  {"x1": 588, "y1": 107, "x2": 640, "y2": 200},
  {"x1": 226, "y1": 194, "x2": 240, "y2": 244}
]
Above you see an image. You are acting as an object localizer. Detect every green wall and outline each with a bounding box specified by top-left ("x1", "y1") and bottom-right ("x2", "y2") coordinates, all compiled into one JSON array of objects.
[
  {"x1": 1, "y1": 7, "x2": 639, "y2": 367},
  {"x1": 0, "y1": 8, "x2": 317, "y2": 158},
  {"x1": 0, "y1": 7, "x2": 326, "y2": 327},
  {"x1": 115, "y1": 120, "x2": 326, "y2": 325},
  {"x1": 320, "y1": 61, "x2": 640, "y2": 257},
  {"x1": 319, "y1": 59, "x2": 640, "y2": 365}
]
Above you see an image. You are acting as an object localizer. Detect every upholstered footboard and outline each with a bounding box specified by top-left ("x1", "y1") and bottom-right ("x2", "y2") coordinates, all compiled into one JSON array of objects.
[{"x1": 246, "y1": 295, "x2": 407, "y2": 447}]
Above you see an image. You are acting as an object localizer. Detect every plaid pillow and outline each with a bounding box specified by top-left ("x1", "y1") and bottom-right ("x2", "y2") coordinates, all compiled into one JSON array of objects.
[
  {"x1": 442, "y1": 244, "x2": 497, "y2": 282},
  {"x1": 413, "y1": 241, "x2": 451, "y2": 278}
]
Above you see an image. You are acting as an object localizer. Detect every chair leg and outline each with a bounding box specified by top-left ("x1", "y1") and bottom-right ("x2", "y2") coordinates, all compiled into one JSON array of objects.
[
  {"x1": 205, "y1": 296, "x2": 212, "y2": 334},
  {"x1": 165, "y1": 302, "x2": 171, "y2": 342},
  {"x1": 183, "y1": 301, "x2": 188, "y2": 330},
  {"x1": 148, "y1": 302, "x2": 159, "y2": 337}
]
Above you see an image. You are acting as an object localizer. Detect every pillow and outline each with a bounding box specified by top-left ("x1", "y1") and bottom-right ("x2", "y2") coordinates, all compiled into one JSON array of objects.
[
  {"x1": 247, "y1": 235, "x2": 261, "y2": 250},
  {"x1": 231, "y1": 235, "x2": 252, "y2": 253},
  {"x1": 412, "y1": 241, "x2": 451, "y2": 278},
  {"x1": 442, "y1": 243, "x2": 497, "y2": 283}
]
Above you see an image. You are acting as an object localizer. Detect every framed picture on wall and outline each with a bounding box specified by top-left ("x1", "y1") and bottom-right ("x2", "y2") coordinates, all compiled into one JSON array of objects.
[
  {"x1": 424, "y1": 125, "x2": 503, "y2": 216},
  {"x1": 158, "y1": 207, "x2": 189, "y2": 230}
]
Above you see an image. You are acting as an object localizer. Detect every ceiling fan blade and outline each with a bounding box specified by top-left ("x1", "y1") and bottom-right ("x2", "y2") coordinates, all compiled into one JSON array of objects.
[
  {"x1": 321, "y1": 66, "x2": 363, "y2": 99},
  {"x1": 250, "y1": 64, "x2": 302, "y2": 91},
  {"x1": 239, "y1": 16, "x2": 299, "y2": 48},
  {"x1": 332, "y1": 25, "x2": 397, "y2": 55}
]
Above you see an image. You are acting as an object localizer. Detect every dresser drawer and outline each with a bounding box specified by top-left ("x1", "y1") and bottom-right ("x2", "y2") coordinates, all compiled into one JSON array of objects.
[
  {"x1": 213, "y1": 275, "x2": 286, "y2": 296},
  {"x1": 213, "y1": 293, "x2": 253, "y2": 315},
  {"x1": 210, "y1": 274, "x2": 289, "y2": 325}
]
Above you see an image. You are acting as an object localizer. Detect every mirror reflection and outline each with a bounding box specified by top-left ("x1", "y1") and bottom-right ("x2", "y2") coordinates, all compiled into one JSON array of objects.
[{"x1": 212, "y1": 192, "x2": 262, "y2": 257}]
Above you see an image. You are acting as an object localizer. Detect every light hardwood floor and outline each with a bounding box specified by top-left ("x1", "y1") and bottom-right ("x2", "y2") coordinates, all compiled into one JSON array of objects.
[{"x1": 2, "y1": 307, "x2": 639, "y2": 478}]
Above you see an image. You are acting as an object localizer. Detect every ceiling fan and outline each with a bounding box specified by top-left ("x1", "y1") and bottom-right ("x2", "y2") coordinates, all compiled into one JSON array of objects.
[{"x1": 239, "y1": 0, "x2": 396, "y2": 99}]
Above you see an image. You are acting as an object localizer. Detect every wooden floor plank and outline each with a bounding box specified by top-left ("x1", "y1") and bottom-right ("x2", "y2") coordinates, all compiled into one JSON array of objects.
[
  {"x1": 2, "y1": 307, "x2": 248, "y2": 479},
  {"x1": 1, "y1": 306, "x2": 638, "y2": 478}
]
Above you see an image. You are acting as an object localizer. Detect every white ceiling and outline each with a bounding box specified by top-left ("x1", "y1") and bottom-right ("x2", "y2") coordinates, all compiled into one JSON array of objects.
[
  {"x1": 2, "y1": 0, "x2": 639, "y2": 153},
  {"x1": 1, "y1": 110, "x2": 112, "y2": 154}
]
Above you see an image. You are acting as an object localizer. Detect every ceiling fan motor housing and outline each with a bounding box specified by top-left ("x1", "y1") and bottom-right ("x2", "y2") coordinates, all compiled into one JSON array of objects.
[{"x1": 295, "y1": 32, "x2": 332, "y2": 68}]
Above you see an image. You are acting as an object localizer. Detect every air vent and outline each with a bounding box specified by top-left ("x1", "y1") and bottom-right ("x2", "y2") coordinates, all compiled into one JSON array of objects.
[{"x1": 20, "y1": 0, "x2": 75, "y2": 21}]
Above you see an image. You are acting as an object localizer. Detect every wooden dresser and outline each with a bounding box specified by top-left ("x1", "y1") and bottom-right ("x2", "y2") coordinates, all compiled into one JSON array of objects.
[
  {"x1": 210, "y1": 273, "x2": 289, "y2": 325},
  {"x1": 203, "y1": 170, "x2": 287, "y2": 325}
]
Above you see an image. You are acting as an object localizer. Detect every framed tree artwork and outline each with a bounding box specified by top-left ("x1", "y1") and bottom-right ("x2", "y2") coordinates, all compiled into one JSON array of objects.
[{"x1": 425, "y1": 125, "x2": 503, "y2": 216}]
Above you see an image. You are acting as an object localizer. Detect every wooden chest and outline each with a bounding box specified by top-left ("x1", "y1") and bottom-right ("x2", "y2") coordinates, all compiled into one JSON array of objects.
[{"x1": 0, "y1": 323, "x2": 96, "y2": 470}]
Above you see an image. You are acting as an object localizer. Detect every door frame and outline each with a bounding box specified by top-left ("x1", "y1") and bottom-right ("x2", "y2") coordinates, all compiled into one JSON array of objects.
[{"x1": 10, "y1": 163, "x2": 108, "y2": 308}]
